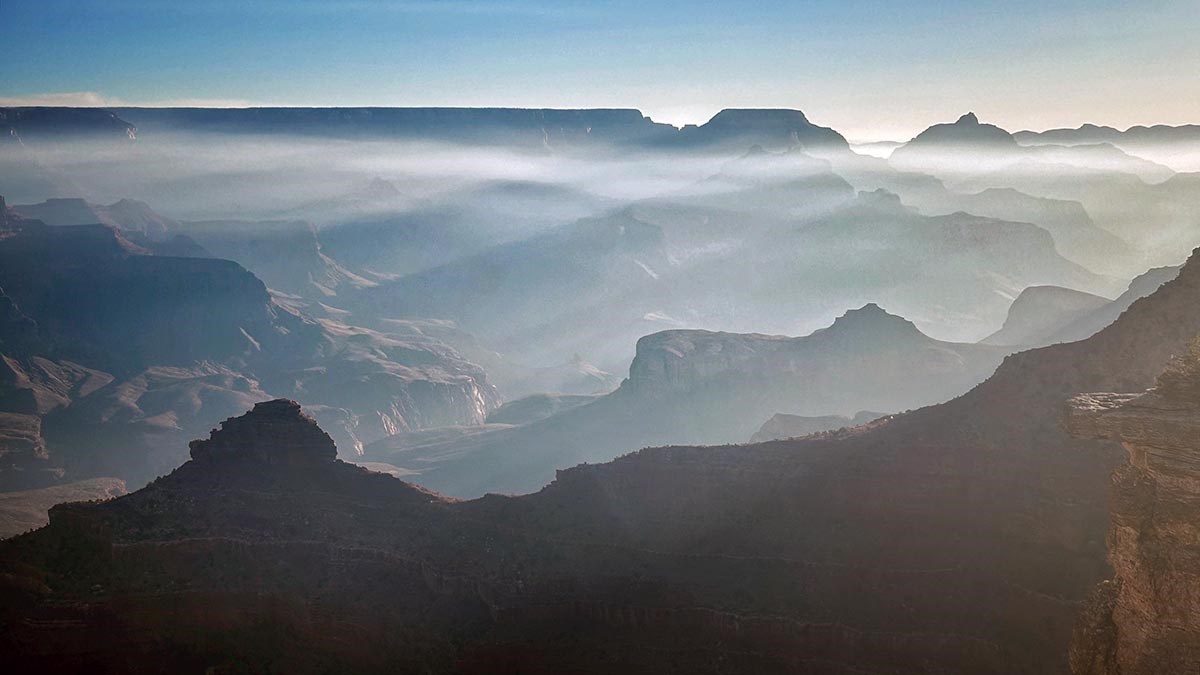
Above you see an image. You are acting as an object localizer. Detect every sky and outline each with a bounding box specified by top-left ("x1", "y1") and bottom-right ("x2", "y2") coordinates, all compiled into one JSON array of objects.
[{"x1": 2, "y1": 0, "x2": 1198, "y2": 141}]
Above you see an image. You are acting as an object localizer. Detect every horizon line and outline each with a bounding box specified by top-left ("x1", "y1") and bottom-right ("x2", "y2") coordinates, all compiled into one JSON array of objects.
[{"x1": 5, "y1": 101, "x2": 1200, "y2": 142}]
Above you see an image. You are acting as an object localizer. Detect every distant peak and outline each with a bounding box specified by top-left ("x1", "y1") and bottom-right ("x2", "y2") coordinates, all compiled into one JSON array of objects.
[
  {"x1": 957, "y1": 112, "x2": 979, "y2": 125},
  {"x1": 841, "y1": 303, "x2": 891, "y2": 320},
  {"x1": 189, "y1": 399, "x2": 338, "y2": 465},
  {"x1": 817, "y1": 302, "x2": 926, "y2": 342}
]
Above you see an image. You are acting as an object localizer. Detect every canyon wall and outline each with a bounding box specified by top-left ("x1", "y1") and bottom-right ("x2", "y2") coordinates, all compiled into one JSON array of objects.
[{"x1": 1064, "y1": 349, "x2": 1200, "y2": 674}]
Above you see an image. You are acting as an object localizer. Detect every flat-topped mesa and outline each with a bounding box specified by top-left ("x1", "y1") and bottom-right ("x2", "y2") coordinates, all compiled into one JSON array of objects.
[
  {"x1": 189, "y1": 399, "x2": 338, "y2": 465},
  {"x1": 1062, "y1": 346, "x2": 1200, "y2": 675}
]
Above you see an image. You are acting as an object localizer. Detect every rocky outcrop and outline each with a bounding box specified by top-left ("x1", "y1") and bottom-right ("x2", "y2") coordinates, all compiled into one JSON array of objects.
[
  {"x1": 1063, "y1": 349, "x2": 1200, "y2": 674},
  {"x1": 190, "y1": 399, "x2": 337, "y2": 465}
]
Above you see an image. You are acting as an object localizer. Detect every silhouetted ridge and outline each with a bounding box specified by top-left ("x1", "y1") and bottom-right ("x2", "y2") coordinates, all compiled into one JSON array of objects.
[
  {"x1": 189, "y1": 399, "x2": 337, "y2": 465},
  {"x1": 818, "y1": 302, "x2": 925, "y2": 342},
  {"x1": 899, "y1": 112, "x2": 1018, "y2": 147},
  {"x1": 0, "y1": 107, "x2": 136, "y2": 142}
]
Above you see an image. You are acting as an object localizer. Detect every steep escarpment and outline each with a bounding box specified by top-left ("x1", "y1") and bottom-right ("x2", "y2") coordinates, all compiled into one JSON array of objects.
[{"x1": 1063, "y1": 343, "x2": 1200, "y2": 674}]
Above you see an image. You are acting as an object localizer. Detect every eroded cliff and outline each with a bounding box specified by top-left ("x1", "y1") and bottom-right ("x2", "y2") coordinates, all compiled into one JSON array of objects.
[{"x1": 1064, "y1": 342, "x2": 1200, "y2": 674}]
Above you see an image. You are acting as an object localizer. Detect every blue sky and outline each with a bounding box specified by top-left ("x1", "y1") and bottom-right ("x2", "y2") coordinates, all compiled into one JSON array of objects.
[{"x1": 2, "y1": 0, "x2": 1197, "y2": 140}]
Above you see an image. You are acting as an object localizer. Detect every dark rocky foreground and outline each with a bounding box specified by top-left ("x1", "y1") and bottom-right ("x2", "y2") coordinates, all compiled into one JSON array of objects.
[{"x1": 3, "y1": 251, "x2": 1200, "y2": 673}]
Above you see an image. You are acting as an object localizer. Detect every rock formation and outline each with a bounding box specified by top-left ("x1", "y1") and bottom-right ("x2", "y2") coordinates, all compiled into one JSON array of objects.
[
  {"x1": 1063, "y1": 342, "x2": 1200, "y2": 674},
  {"x1": 189, "y1": 399, "x2": 338, "y2": 465}
]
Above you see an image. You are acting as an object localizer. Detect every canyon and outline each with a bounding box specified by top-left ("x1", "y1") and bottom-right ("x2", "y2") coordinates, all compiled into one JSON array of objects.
[
  {"x1": 4, "y1": 247, "x2": 1200, "y2": 672},
  {"x1": 2, "y1": 104, "x2": 1200, "y2": 673}
]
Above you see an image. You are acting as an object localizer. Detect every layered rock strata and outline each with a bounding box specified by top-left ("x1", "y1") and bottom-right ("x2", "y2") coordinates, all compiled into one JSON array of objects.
[{"x1": 1064, "y1": 362, "x2": 1200, "y2": 674}]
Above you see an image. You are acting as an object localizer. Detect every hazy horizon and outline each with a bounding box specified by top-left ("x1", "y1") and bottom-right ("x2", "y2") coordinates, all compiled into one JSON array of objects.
[
  {"x1": 4, "y1": 0, "x2": 1199, "y2": 142},
  {"x1": 5, "y1": 99, "x2": 1200, "y2": 145}
]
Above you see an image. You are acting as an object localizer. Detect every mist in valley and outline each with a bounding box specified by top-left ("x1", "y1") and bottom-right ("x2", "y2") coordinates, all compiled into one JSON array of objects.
[{"x1": 3, "y1": 104, "x2": 1200, "y2": 674}]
